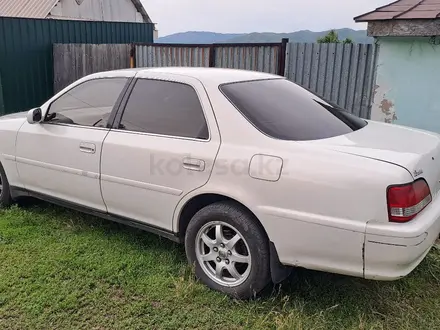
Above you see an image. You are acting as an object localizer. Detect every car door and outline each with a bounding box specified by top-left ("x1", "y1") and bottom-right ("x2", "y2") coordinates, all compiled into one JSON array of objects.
[
  {"x1": 100, "y1": 73, "x2": 221, "y2": 231},
  {"x1": 15, "y1": 74, "x2": 132, "y2": 211}
]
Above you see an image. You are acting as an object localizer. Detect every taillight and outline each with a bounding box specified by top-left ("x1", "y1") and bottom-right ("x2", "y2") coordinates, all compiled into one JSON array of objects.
[{"x1": 387, "y1": 179, "x2": 432, "y2": 223}]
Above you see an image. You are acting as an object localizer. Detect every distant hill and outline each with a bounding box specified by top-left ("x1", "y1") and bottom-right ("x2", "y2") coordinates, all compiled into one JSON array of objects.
[
  {"x1": 156, "y1": 31, "x2": 245, "y2": 44},
  {"x1": 227, "y1": 29, "x2": 373, "y2": 44},
  {"x1": 157, "y1": 29, "x2": 373, "y2": 44}
]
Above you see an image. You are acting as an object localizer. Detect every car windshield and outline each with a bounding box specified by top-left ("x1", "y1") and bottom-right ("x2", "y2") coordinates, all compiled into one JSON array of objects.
[{"x1": 220, "y1": 79, "x2": 367, "y2": 141}]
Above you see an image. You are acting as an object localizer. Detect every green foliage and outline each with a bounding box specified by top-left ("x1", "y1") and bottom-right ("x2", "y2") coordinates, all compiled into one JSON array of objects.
[
  {"x1": 317, "y1": 30, "x2": 340, "y2": 43},
  {"x1": 317, "y1": 30, "x2": 355, "y2": 44},
  {"x1": 0, "y1": 203, "x2": 439, "y2": 329}
]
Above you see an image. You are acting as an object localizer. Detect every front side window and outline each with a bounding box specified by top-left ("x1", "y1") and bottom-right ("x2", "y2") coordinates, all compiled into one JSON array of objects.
[
  {"x1": 220, "y1": 79, "x2": 367, "y2": 141},
  {"x1": 118, "y1": 79, "x2": 209, "y2": 140},
  {"x1": 46, "y1": 78, "x2": 128, "y2": 127}
]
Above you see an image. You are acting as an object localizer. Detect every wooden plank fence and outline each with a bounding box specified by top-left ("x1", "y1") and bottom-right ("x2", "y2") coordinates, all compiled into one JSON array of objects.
[
  {"x1": 53, "y1": 42, "x2": 378, "y2": 118},
  {"x1": 53, "y1": 44, "x2": 131, "y2": 93}
]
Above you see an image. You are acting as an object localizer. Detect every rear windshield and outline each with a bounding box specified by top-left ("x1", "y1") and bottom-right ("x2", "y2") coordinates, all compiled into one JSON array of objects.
[{"x1": 220, "y1": 79, "x2": 367, "y2": 141}]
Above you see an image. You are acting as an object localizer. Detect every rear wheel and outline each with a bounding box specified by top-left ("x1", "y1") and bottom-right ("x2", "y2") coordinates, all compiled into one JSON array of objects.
[
  {"x1": 0, "y1": 162, "x2": 12, "y2": 208},
  {"x1": 185, "y1": 201, "x2": 271, "y2": 299}
]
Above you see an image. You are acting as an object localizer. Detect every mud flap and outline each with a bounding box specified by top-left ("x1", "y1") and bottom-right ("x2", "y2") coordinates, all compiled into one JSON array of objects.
[{"x1": 270, "y1": 241, "x2": 292, "y2": 284}]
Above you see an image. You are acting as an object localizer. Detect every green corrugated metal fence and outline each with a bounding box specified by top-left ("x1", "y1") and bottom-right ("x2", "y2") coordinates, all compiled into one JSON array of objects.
[
  {"x1": 0, "y1": 74, "x2": 4, "y2": 115},
  {"x1": 0, "y1": 16, "x2": 154, "y2": 115}
]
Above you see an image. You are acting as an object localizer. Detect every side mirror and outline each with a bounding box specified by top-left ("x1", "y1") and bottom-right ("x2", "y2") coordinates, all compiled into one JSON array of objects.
[{"x1": 27, "y1": 108, "x2": 42, "y2": 124}]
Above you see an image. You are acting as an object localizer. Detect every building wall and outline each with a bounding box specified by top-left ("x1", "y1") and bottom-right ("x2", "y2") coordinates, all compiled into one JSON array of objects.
[
  {"x1": 372, "y1": 37, "x2": 440, "y2": 133},
  {"x1": 49, "y1": 0, "x2": 144, "y2": 23},
  {"x1": 0, "y1": 16, "x2": 154, "y2": 115}
]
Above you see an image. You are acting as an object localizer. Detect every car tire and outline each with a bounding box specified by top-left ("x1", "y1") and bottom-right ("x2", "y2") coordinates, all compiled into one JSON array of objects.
[
  {"x1": 0, "y1": 162, "x2": 12, "y2": 208},
  {"x1": 185, "y1": 201, "x2": 271, "y2": 299}
]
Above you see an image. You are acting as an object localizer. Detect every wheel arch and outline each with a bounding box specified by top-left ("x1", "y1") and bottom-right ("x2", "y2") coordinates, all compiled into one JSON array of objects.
[
  {"x1": 175, "y1": 191, "x2": 292, "y2": 284},
  {"x1": 175, "y1": 192, "x2": 267, "y2": 242}
]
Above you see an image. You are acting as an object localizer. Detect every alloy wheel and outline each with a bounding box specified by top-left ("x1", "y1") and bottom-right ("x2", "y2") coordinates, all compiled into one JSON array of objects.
[{"x1": 195, "y1": 221, "x2": 252, "y2": 287}]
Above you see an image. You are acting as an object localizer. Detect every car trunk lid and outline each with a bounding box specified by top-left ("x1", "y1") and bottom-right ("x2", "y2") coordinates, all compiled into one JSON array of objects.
[{"x1": 302, "y1": 121, "x2": 440, "y2": 197}]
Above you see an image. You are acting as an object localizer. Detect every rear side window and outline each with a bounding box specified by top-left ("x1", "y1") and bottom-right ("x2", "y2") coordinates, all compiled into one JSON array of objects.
[
  {"x1": 119, "y1": 79, "x2": 209, "y2": 140},
  {"x1": 220, "y1": 79, "x2": 367, "y2": 141}
]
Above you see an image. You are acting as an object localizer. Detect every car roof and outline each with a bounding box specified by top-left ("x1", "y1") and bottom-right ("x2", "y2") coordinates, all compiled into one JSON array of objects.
[{"x1": 90, "y1": 67, "x2": 283, "y2": 85}]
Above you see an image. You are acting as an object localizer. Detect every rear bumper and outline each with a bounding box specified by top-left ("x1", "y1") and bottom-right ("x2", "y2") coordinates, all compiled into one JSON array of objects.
[{"x1": 364, "y1": 194, "x2": 440, "y2": 280}]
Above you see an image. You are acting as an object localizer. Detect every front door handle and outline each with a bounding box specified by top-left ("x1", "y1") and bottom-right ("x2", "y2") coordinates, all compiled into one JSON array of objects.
[
  {"x1": 79, "y1": 142, "x2": 96, "y2": 154},
  {"x1": 182, "y1": 158, "x2": 205, "y2": 172}
]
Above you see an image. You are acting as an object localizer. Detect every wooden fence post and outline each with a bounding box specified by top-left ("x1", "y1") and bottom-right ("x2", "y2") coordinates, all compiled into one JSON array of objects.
[
  {"x1": 278, "y1": 38, "x2": 289, "y2": 76},
  {"x1": 130, "y1": 44, "x2": 136, "y2": 68},
  {"x1": 209, "y1": 44, "x2": 216, "y2": 68}
]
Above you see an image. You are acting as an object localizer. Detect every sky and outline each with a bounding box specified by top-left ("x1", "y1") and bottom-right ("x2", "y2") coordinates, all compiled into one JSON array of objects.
[{"x1": 142, "y1": 0, "x2": 391, "y2": 37}]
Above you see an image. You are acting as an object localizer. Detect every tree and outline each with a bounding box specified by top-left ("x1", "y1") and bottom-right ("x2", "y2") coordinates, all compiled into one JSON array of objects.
[
  {"x1": 317, "y1": 30, "x2": 355, "y2": 44},
  {"x1": 317, "y1": 30, "x2": 340, "y2": 43}
]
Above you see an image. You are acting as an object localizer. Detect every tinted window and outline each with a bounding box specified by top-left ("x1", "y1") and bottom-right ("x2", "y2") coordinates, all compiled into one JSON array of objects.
[
  {"x1": 47, "y1": 78, "x2": 128, "y2": 127},
  {"x1": 220, "y1": 79, "x2": 367, "y2": 141},
  {"x1": 119, "y1": 79, "x2": 209, "y2": 139}
]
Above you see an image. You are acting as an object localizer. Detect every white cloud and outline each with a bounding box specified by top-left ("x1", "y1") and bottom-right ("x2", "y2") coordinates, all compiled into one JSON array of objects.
[{"x1": 142, "y1": 0, "x2": 391, "y2": 36}]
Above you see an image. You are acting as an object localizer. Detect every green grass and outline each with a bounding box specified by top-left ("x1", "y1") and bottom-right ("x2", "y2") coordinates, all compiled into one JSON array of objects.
[{"x1": 0, "y1": 202, "x2": 439, "y2": 330}]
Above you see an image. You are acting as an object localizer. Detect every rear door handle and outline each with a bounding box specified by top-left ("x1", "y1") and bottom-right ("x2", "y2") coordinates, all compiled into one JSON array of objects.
[
  {"x1": 182, "y1": 158, "x2": 205, "y2": 172},
  {"x1": 79, "y1": 142, "x2": 96, "y2": 154}
]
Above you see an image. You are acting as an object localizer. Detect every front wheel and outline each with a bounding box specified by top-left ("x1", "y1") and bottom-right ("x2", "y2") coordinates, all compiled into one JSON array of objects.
[{"x1": 185, "y1": 201, "x2": 271, "y2": 299}]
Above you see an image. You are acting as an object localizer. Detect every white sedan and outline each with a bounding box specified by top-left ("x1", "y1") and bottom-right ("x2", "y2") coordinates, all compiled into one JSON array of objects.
[{"x1": 0, "y1": 67, "x2": 439, "y2": 299}]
